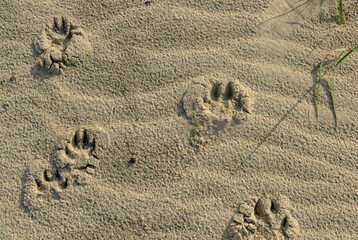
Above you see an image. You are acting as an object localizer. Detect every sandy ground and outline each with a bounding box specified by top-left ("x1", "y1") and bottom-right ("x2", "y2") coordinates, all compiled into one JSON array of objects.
[{"x1": 0, "y1": 0, "x2": 357, "y2": 239}]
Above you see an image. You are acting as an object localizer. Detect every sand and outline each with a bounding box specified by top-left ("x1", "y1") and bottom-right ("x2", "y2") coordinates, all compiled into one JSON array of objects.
[{"x1": 1, "y1": 0, "x2": 357, "y2": 239}]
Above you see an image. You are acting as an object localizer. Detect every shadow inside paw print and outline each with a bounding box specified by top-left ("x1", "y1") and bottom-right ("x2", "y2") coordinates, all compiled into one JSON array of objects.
[
  {"x1": 225, "y1": 195, "x2": 300, "y2": 239},
  {"x1": 209, "y1": 81, "x2": 251, "y2": 113},
  {"x1": 33, "y1": 16, "x2": 93, "y2": 74}
]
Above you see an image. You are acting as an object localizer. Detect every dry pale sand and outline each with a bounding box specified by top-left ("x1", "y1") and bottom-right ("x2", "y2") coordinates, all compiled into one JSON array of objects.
[{"x1": 1, "y1": 0, "x2": 357, "y2": 239}]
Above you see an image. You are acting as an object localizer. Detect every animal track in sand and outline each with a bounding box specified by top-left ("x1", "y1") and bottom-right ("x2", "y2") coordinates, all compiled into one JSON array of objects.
[
  {"x1": 182, "y1": 77, "x2": 253, "y2": 148},
  {"x1": 55, "y1": 128, "x2": 99, "y2": 176},
  {"x1": 34, "y1": 16, "x2": 93, "y2": 74},
  {"x1": 22, "y1": 129, "x2": 100, "y2": 210},
  {"x1": 33, "y1": 166, "x2": 69, "y2": 201},
  {"x1": 182, "y1": 78, "x2": 253, "y2": 126},
  {"x1": 228, "y1": 194, "x2": 300, "y2": 239}
]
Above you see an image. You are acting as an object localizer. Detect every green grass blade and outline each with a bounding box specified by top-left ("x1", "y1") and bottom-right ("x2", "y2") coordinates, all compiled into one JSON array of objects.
[
  {"x1": 338, "y1": 0, "x2": 343, "y2": 25},
  {"x1": 316, "y1": 48, "x2": 345, "y2": 120},
  {"x1": 330, "y1": 46, "x2": 358, "y2": 125}
]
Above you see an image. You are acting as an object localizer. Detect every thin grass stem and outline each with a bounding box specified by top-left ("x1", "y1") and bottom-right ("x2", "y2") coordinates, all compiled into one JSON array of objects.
[
  {"x1": 316, "y1": 48, "x2": 345, "y2": 121},
  {"x1": 338, "y1": 0, "x2": 343, "y2": 25},
  {"x1": 330, "y1": 46, "x2": 358, "y2": 125}
]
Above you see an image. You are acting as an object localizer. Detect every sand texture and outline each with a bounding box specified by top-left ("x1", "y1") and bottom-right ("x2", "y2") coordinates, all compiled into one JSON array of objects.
[{"x1": 1, "y1": 0, "x2": 357, "y2": 239}]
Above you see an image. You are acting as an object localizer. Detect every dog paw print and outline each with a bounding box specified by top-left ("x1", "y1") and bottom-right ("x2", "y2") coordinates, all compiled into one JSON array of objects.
[
  {"x1": 22, "y1": 128, "x2": 108, "y2": 215},
  {"x1": 34, "y1": 166, "x2": 69, "y2": 200},
  {"x1": 55, "y1": 129, "x2": 99, "y2": 181},
  {"x1": 228, "y1": 195, "x2": 300, "y2": 239},
  {"x1": 182, "y1": 77, "x2": 253, "y2": 148},
  {"x1": 22, "y1": 129, "x2": 100, "y2": 208},
  {"x1": 182, "y1": 78, "x2": 253, "y2": 127},
  {"x1": 34, "y1": 16, "x2": 93, "y2": 74},
  {"x1": 22, "y1": 163, "x2": 71, "y2": 213}
]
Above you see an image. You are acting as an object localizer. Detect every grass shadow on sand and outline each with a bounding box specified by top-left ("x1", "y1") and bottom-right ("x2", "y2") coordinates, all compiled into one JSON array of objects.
[
  {"x1": 244, "y1": 85, "x2": 317, "y2": 164},
  {"x1": 244, "y1": 62, "x2": 337, "y2": 169},
  {"x1": 259, "y1": 0, "x2": 336, "y2": 29}
]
